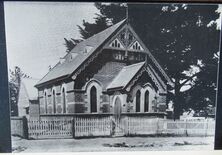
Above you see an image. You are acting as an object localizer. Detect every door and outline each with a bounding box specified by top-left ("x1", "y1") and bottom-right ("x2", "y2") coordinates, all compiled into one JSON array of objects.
[
  {"x1": 112, "y1": 96, "x2": 125, "y2": 136},
  {"x1": 114, "y1": 96, "x2": 122, "y2": 121}
]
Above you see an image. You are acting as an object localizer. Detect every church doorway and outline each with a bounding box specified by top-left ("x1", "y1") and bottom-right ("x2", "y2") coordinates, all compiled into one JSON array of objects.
[{"x1": 114, "y1": 96, "x2": 122, "y2": 121}]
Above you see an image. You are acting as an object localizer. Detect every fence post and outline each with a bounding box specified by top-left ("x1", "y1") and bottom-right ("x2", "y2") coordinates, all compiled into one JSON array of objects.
[
  {"x1": 22, "y1": 116, "x2": 29, "y2": 139},
  {"x1": 110, "y1": 116, "x2": 115, "y2": 137},
  {"x1": 185, "y1": 119, "x2": 188, "y2": 137},
  {"x1": 156, "y1": 118, "x2": 159, "y2": 135},
  {"x1": 72, "y1": 117, "x2": 75, "y2": 138},
  {"x1": 205, "y1": 119, "x2": 208, "y2": 137}
]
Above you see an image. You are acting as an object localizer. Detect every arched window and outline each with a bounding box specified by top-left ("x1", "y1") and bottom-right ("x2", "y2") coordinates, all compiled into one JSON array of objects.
[
  {"x1": 136, "y1": 90, "x2": 141, "y2": 112},
  {"x1": 144, "y1": 90, "x2": 149, "y2": 112},
  {"x1": 62, "y1": 88, "x2": 66, "y2": 113},
  {"x1": 52, "y1": 90, "x2": 56, "y2": 113},
  {"x1": 90, "y1": 86, "x2": 97, "y2": 113},
  {"x1": 44, "y1": 92, "x2": 47, "y2": 114}
]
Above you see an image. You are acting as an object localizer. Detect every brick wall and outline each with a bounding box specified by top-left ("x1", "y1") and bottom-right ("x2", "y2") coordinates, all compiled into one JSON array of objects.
[
  {"x1": 157, "y1": 95, "x2": 167, "y2": 112},
  {"x1": 100, "y1": 94, "x2": 110, "y2": 113}
]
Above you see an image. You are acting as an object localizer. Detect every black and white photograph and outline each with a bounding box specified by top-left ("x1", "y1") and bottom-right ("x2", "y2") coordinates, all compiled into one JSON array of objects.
[{"x1": 3, "y1": 1, "x2": 221, "y2": 152}]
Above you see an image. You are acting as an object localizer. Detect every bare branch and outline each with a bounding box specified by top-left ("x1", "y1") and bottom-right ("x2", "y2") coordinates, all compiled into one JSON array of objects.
[{"x1": 179, "y1": 72, "x2": 200, "y2": 87}]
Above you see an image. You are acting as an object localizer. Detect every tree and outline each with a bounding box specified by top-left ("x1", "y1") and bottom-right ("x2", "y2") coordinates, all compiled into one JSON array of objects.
[
  {"x1": 9, "y1": 66, "x2": 33, "y2": 116},
  {"x1": 64, "y1": 38, "x2": 82, "y2": 53},
  {"x1": 64, "y1": 2, "x2": 126, "y2": 43},
  {"x1": 9, "y1": 66, "x2": 21, "y2": 116},
  {"x1": 129, "y1": 4, "x2": 220, "y2": 119}
]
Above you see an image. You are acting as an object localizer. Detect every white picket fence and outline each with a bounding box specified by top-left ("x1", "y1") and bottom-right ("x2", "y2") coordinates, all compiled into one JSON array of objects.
[
  {"x1": 26, "y1": 116, "x2": 215, "y2": 139},
  {"x1": 163, "y1": 119, "x2": 215, "y2": 136},
  {"x1": 74, "y1": 116, "x2": 112, "y2": 137},
  {"x1": 28, "y1": 117, "x2": 73, "y2": 139},
  {"x1": 126, "y1": 117, "x2": 160, "y2": 135}
]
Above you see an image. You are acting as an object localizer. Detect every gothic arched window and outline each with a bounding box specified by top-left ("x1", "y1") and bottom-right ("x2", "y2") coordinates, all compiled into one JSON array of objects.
[
  {"x1": 52, "y1": 90, "x2": 56, "y2": 113},
  {"x1": 90, "y1": 86, "x2": 97, "y2": 113},
  {"x1": 144, "y1": 90, "x2": 149, "y2": 112},
  {"x1": 136, "y1": 90, "x2": 141, "y2": 112},
  {"x1": 44, "y1": 92, "x2": 47, "y2": 114},
  {"x1": 62, "y1": 88, "x2": 66, "y2": 113}
]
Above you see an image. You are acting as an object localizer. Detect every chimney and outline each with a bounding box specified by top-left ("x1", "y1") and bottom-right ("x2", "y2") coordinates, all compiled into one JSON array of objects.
[
  {"x1": 60, "y1": 57, "x2": 65, "y2": 64},
  {"x1": 48, "y1": 65, "x2": 52, "y2": 71}
]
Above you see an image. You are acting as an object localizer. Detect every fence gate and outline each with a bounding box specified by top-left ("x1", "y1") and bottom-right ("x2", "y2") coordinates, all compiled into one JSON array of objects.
[{"x1": 112, "y1": 97, "x2": 125, "y2": 136}]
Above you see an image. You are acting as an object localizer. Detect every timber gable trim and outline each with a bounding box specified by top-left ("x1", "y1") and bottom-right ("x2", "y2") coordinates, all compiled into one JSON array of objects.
[{"x1": 124, "y1": 64, "x2": 166, "y2": 93}]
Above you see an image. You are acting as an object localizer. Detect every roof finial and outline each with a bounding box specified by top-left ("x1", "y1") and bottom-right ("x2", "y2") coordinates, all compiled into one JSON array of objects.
[{"x1": 126, "y1": 3, "x2": 129, "y2": 25}]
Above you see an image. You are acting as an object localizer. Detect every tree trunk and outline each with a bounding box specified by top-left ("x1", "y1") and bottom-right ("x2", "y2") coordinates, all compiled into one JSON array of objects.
[{"x1": 173, "y1": 78, "x2": 181, "y2": 120}]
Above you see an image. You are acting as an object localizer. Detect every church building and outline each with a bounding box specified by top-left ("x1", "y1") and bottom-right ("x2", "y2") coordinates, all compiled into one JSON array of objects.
[{"x1": 35, "y1": 19, "x2": 173, "y2": 117}]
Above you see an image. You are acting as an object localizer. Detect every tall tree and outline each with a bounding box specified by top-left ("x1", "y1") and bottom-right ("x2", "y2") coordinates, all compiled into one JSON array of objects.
[{"x1": 129, "y1": 4, "x2": 220, "y2": 119}]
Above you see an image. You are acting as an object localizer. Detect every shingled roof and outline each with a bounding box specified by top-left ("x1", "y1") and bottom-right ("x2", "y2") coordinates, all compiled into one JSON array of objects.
[{"x1": 36, "y1": 19, "x2": 126, "y2": 87}]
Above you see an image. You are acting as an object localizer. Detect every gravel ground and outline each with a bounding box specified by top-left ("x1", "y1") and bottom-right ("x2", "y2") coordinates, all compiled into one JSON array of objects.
[{"x1": 12, "y1": 136, "x2": 214, "y2": 153}]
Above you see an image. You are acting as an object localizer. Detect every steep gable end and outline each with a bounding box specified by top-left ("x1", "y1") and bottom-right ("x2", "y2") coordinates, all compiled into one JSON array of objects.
[
  {"x1": 105, "y1": 23, "x2": 173, "y2": 87},
  {"x1": 105, "y1": 25, "x2": 145, "y2": 52}
]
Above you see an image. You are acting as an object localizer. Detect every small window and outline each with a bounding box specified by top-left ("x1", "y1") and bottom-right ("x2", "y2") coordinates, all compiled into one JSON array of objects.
[
  {"x1": 62, "y1": 88, "x2": 66, "y2": 113},
  {"x1": 25, "y1": 107, "x2": 29, "y2": 115},
  {"x1": 144, "y1": 90, "x2": 149, "y2": 112},
  {"x1": 44, "y1": 92, "x2": 47, "y2": 114},
  {"x1": 52, "y1": 90, "x2": 56, "y2": 113},
  {"x1": 131, "y1": 41, "x2": 143, "y2": 51},
  {"x1": 110, "y1": 39, "x2": 123, "y2": 48}
]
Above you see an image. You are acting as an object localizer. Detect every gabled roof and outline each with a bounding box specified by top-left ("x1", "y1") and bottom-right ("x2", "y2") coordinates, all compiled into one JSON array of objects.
[
  {"x1": 107, "y1": 62, "x2": 145, "y2": 90},
  {"x1": 36, "y1": 18, "x2": 173, "y2": 88},
  {"x1": 36, "y1": 19, "x2": 126, "y2": 87}
]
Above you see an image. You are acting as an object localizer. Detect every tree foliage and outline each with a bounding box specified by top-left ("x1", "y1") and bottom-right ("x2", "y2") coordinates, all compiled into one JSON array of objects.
[
  {"x1": 128, "y1": 4, "x2": 220, "y2": 118},
  {"x1": 9, "y1": 66, "x2": 33, "y2": 116},
  {"x1": 64, "y1": 38, "x2": 82, "y2": 53}
]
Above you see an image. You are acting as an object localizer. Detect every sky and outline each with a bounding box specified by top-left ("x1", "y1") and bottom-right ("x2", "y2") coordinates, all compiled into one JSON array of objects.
[
  {"x1": 4, "y1": 2, "x2": 99, "y2": 79},
  {"x1": 4, "y1": 2, "x2": 222, "y2": 80}
]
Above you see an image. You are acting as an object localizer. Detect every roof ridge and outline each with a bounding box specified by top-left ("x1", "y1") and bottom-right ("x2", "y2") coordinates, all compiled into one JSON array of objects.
[
  {"x1": 85, "y1": 19, "x2": 126, "y2": 40},
  {"x1": 70, "y1": 19, "x2": 126, "y2": 53}
]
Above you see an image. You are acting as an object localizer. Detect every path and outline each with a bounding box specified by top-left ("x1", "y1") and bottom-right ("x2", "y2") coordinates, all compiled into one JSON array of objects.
[{"x1": 12, "y1": 136, "x2": 214, "y2": 152}]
